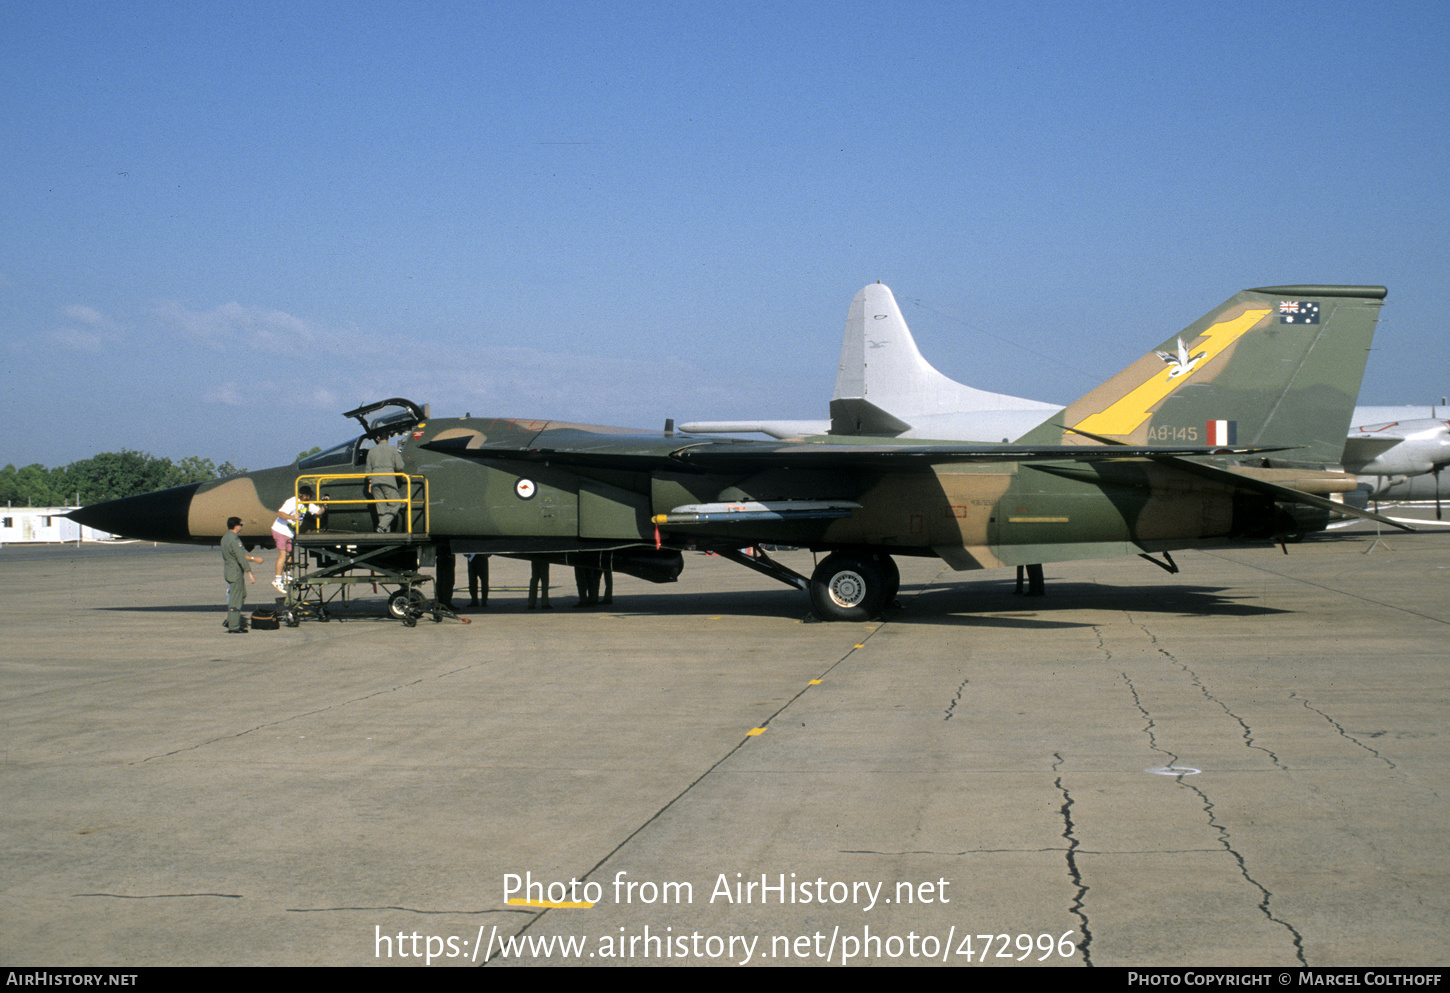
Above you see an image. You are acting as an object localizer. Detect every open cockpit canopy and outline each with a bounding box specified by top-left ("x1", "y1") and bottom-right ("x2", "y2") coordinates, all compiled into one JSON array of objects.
[{"x1": 298, "y1": 398, "x2": 428, "y2": 470}]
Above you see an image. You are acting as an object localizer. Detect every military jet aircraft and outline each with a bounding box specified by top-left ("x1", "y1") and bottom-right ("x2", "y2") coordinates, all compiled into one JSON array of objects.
[{"x1": 70, "y1": 283, "x2": 1402, "y2": 621}]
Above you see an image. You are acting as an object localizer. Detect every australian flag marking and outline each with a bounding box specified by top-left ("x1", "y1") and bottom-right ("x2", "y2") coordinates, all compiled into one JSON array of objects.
[{"x1": 1278, "y1": 300, "x2": 1320, "y2": 324}]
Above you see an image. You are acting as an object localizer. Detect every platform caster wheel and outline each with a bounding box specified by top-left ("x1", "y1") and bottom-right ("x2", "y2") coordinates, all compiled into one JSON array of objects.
[
  {"x1": 388, "y1": 588, "x2": 426, "y2": 619},
  {"x1": 387, "y1": 591, "x2": 408, "y2": 619}
]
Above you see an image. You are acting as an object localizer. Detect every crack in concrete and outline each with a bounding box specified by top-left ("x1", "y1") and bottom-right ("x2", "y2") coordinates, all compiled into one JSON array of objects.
[
  {"x1": 1177, "y1": 776, "x2": 1307, "y2": 965},
  {"x1": 1123, "y1": 643, "x2": 1306, "y2": 966},
  {"x1": 943, "y1": 677, "x2": 968, "y2": 721},
  {"x1": 1121, "y1": 671, "x2": 1178, "y2": 767},
  {"x1": 74, "y1": 891, "x2": 241, "y2": 899},
  {"x1": 286, "y1": 905, "x2": 524, "y2": 915},
  {"x1": 1051, "y1": 751, "x2": 1093, "y2": 967},
  {"x1": 843, "y1": 847, "x2": 1224, "y2": 856},
  {"x1": 1291, "y1": 691, "x2": 1397, "y2": 770},
  {"x1": 1135, "y1": 622, "x2": 1287, "y2": 771}
]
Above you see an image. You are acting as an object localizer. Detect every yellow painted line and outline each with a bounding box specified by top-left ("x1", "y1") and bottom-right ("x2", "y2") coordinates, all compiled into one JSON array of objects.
[
  {"x1": 747, "y1": 727, "x2": 767, "y2": 736},
  {"x1": 809, "y1": 679, "x2": 822, "y2": 685},
  {"x1": 854, "y1": 643, "x2": 865, "y2": 648},
  {"x1": 506, "y1": 898, "x2": 595, "y2": 909},
  {"x1": 1074, "y1": 307, "x2": 1270, "y2": 437},
  {"x1": 1008, "y1": 517, "x2": 1070, "y2": 523}
]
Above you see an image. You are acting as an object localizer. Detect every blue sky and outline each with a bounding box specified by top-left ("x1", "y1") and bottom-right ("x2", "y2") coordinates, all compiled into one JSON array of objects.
[{"x1": 3, "y1": 0, "x2": 1447, "y2": 471}]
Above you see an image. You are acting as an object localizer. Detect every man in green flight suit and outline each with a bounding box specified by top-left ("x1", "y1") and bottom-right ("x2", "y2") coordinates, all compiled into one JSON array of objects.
[
  {"x1": 366, "y1": 430, "x2": 407, "y2": 533},
  {"x1": 221, "y1": 516, "x2": 260, "y2": 633}
]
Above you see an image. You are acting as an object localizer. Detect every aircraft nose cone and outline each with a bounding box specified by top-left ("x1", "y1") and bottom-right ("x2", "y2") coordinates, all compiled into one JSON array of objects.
[{"x1": 67, "y1": 482, "x2": 203, "y2": 542}]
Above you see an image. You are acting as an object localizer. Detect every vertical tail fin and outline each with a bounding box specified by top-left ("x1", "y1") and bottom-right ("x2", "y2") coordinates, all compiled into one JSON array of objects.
[
  {"x1": 1016, "y1": 285, "x2": 1387, "y2": 464},
  {"x1": 829, "y1": 283, "x2": 1059, "y2": 440}
]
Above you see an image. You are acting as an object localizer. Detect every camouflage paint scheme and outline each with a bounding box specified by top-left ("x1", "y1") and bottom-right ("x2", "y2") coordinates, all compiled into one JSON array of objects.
[{"x1": 71, "y1": 285, "x2": 1394, "y2": 620}]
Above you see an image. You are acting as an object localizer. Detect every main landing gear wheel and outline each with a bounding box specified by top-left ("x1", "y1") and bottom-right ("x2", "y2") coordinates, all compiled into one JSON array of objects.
[{"x1": 809, "y1": 552, "x2": 886, "y2": 622}]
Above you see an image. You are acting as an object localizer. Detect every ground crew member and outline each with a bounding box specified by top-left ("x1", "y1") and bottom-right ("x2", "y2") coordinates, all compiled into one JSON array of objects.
[
  {"x1": 366, "y1": 431, "x2": 406, "y2": 532},
  {"x1": 528, "y1": 559, "x2": 551, "y2": 609},
  {"x1": 467, "y1": 553, "x2": 489, "y2": 609},
  {"x1": 436, "y1": 547, "x2": 457, "y2": 612},
  {"x1": 222, "y1": 517, "x2": 261, "y2": 633},
  {"x1": 271, "y1": 484, "x2": 321, "y2": 592},
  {"x1": 573, "y1": 564, "x2": 599, "y2": 607}
]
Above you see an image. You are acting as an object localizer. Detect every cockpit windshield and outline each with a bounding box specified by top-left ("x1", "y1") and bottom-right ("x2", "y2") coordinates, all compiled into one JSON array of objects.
[{"x1": 298, "y1": 437, "x2": 362, "y2": 470}]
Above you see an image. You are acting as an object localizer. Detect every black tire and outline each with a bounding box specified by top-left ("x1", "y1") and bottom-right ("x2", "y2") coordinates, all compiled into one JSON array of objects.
[
  {"x1": 387, "y1": 588, "x2": 426, "y2": 619},
  {"x1": 809, "y1": 552, "x2": 885, "y2": 622}
]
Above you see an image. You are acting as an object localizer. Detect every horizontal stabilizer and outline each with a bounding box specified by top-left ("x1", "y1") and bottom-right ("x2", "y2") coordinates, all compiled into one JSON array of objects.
[
  {"x1": 1146, "y1": 454, "x2": 1415, "y2": 532},
  {"x1": 828, "y1": 398, "x2": 912, "y2": 436},
  {"x1": 1341, "y1": 435, "x2": 1404, "y2": 463}
]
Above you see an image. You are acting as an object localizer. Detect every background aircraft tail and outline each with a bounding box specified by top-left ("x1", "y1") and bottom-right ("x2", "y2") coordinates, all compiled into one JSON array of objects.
[
  {"x1": 829, "y1": 283, "x2": 1060, "y2": 441},
  {"x1": 1015, "y1": 285, "x2": 1387, "y2": 465}
]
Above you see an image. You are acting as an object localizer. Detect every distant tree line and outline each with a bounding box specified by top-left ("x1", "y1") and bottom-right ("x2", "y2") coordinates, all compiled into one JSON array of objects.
[{"x1": 0, "y1": 451, "x2": 249, "y2": 507}]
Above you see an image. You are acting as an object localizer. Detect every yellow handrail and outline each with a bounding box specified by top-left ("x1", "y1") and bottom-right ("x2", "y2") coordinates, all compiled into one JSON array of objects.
[{"x1": 293, "y1": 474, "x2": 429, "y2": 533}]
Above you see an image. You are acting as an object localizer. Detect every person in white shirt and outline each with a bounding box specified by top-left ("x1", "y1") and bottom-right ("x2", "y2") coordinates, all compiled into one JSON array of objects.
[{"x1": 271, "y1": 484, "x2": 322, "y2": 592}]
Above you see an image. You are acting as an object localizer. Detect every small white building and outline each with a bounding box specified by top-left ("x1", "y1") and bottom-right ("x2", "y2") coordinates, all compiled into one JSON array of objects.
[{"x1": 0, "y1": 507, "x2": 115, "y2": 544}]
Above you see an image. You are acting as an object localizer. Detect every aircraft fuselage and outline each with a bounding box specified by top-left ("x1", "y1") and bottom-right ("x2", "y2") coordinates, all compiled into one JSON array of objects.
[{"x1": 72, "y1": 414, "x2": 1342, "y2": 571}]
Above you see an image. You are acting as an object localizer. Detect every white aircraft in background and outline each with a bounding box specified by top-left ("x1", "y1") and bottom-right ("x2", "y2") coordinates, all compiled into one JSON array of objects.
[
  {"x1": 682, "y1": 283, "x2": 1450, "y2": 517},
  {"x1": 1343, "y1": 410, "x2": 1450, "y2": 516}
]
